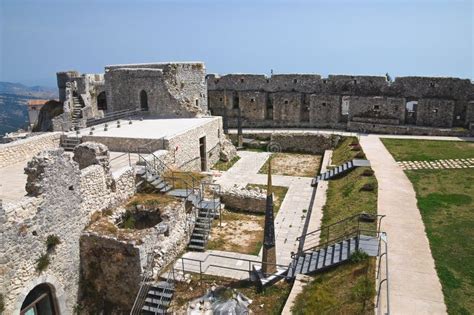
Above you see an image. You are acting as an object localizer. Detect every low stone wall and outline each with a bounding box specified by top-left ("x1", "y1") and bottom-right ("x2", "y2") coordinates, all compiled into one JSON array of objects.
[
  {"x1": 0, "y1": 132, "x2": 61, "y2": 168},
  {"x1": 220, "y1": 186, "x2": 266, "y2": 213},
  {"x1": 270, "y1": 133, "x2": 341, "y2": 154},
  {"x1": 347, "y1": 121, "x2": 471, "y2": 137}
]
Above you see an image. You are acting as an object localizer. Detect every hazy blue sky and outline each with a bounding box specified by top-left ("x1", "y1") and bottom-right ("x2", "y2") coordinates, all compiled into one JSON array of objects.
[{"x1": 1, "y1": 0, "x2": 472, "y2": 87}]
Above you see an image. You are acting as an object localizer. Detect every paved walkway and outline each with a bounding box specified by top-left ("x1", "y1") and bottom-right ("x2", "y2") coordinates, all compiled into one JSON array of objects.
[
  {"x1": 398, "y1": 158, "x2": 474, "y2": 170},
  {"x1": 179, "y1": 150, "x2": 323, "y2": 277},
  {"x1": 359, "y1": 135, "x2": 447, "y2": 315}
]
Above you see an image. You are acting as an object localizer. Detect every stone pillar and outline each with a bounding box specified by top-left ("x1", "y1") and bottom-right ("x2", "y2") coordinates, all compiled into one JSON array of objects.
[{"x1": 262, "y1": 159, "x2": 277, "y2": 275}]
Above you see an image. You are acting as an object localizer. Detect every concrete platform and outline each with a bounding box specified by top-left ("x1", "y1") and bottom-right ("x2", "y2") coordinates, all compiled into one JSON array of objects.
[{"x1": 71, "y1": 117, "x2": 217, "y2": 140}]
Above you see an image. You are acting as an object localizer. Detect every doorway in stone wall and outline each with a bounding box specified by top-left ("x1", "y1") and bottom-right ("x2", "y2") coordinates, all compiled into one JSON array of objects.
[
  {"x1": 199, "y1": 136, "x2": 207, "y2": 171},
  {"x1": 405, "y1": 100, "x2": 418, "y2": 125},
  {"x1": 20, "y1": 283, "x2": 58, "y2": 315},
  {"x1": 140, "y1": 90, "x2": 149, "y2": 111}
]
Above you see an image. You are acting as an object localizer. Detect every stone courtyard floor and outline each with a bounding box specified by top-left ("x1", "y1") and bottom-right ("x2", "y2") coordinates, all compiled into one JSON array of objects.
[{"x1": 176, "y1": 150, "x2": 325, "y2": 278}]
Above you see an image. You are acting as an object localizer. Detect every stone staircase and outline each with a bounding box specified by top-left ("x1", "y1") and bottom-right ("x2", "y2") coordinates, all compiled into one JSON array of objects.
[
  {"x1": 71, "y1": 95, "x2": 84, "y2": 129},
  {"x1": 311, "y1": 159, "x2": 371, "y2": 186},
  {"x1": 141, "y1": 281, "x2": 175, "y2": 314},
  {"x1": 60, "y1": 136, "x2": 81, "y2": 152}
]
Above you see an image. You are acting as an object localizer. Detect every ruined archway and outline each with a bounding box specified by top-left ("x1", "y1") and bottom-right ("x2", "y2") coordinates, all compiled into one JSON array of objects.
[
  {"x1": 140, "y1": 90, "x2": 149, "y2": 111},
  {"x1": 405, "y1": 98, "x2": 418, "y2": 125},
  {"x1": 97, "y1": 91, "x2": 107, "y2": 111},
  {"x1": 20, "y1": 283, "x2": 59, "y2": 315}
]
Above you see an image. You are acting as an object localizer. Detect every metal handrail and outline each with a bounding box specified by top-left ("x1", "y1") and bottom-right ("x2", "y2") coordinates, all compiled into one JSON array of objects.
[
  {"x1": 376, "y1": 232, "x2": 390, "y2": 315},
  {"x1": 86, "y1": 108, "x2": 143, "y2": 127},
  {"x1": 130, "y1": 253, "x2": 155, "y2": 314}
]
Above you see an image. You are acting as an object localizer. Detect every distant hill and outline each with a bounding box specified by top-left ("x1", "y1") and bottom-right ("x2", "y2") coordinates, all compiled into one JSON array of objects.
[{"x1": 0, "y1": 82, "x2": 58, "y2": 137}]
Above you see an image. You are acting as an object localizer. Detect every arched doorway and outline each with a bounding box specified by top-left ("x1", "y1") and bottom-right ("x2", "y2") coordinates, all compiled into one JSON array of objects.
[
  {"x1": 140, "y1": 90, "x2": 149, "y2": 111},
  {"x1": 97, "y1": 91, "x2": 107, "y2": 111},
  {"x1": 20, "y1": 283, "x2": 58, "y2": 315}
]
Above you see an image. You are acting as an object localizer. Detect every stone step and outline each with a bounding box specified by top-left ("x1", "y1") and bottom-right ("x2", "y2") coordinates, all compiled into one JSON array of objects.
[{"x1": 188, "y1": 244, "x2": 205, "y2": 251}]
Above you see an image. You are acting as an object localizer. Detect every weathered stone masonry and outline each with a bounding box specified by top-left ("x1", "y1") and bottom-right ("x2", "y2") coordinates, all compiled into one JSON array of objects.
[{"x1": 207, "y1": 74, "x2": 474, "y2": 135}]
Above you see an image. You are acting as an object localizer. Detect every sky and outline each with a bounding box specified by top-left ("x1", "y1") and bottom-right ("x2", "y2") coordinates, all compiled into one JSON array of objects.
[{"x1": 0, "y1": 0, "x2": 473, "y2": 87}]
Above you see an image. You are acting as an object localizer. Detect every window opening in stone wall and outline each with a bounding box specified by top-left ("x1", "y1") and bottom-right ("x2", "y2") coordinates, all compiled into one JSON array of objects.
[
  {"x1": 430, "y1": 82, "x2": 435, "y2": 88},
  {"x1": 20, "y1": 283, "x2": 58, "y2": 315},
  {"x1": 405, "y1": 100, "x2": 418, "y2": 125},
  {"x1": 97, "y1": 91, "x2": 107, "y2": 111},
  {"x1": 322, "y1": 102, "x2": 327, "y2": 107},
  {"x1": 140, "y1": 90, "x2": 149, "y2": 111},
  {"x1": 293, "y1": 79, "x2": 298, "y2": 83},
  {"x1": 240, "y1": 78, "x2": 244, "y2": 83},
  {"x1": 219, "y1": 98, "x2": 223, "y2": 102},
  {"x1": 373, "y1": 105, "x2": 380, "y2": 111},
  {"x1": 341, "y1": 97, "x2": 350, "y2": 116},
  {"x1": 284, "y1": 100, "x2": 289, "y2": 105},
  {"x1": 233, "y1": 96, "x2": 239, "y2": 109},
  {"x1": 196, "y1": 99, "x2": 199, "y2": 107},
  {"x1": 250, "y1": 98, "x2": 255, "y2": 103},
  {"x1": 266, "y1": 98, "x2": 273, "y2": 120}
]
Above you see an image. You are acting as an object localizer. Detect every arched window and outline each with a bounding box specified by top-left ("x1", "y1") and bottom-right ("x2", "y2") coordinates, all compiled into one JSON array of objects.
[
  {"x1": 97, "y1": 91, "x2": 107, "y2": 111},
  {"x1": 140, "y1": 90, "x2": 149, "y2": 111},
  {"x1": 21, "y1": 283, "x2": 58, "y2": 315}
]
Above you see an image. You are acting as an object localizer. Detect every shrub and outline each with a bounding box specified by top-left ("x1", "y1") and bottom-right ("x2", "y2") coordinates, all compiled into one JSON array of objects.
[
  {"x1": 122, "y1": 211, "x2": 136, "y2": 229},
  {"x1": 36, "y1": 253, "x2": 50, "y2": 272},
  {"x1": 360, "y1": 183, "x2": 375, "y2": 192},
  {"x1": 46, "y1": 235, "x2": 60, "y2": 251},
  {"x1": 350, "y1": 250, "x2": 369, "y2": 263},
  {"x1": 361, "y1": 169, "x2": 374, "y2": 177},
  {"x1": 355, "y1": 152, "x2": 366, "y2": 159}
]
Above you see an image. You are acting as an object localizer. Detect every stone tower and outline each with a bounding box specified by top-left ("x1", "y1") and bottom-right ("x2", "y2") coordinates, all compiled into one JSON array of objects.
[{"x1": 262, "y1": 159, "x2": 277, "y2": 275}]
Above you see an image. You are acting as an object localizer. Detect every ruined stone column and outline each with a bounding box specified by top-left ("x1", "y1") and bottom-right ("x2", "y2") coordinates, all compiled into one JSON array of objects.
[{"x1": 262, "y1": 159, "x2": 277, "y2": 275}]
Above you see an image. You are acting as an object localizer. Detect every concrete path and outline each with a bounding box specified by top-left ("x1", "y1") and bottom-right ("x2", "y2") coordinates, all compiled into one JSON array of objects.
[
  {"x1": 0, "y1": 160, "x2": 28, "y2": 203},
  {"x1": 359, "y1": 135, "x2": 447, "y2": 315}
]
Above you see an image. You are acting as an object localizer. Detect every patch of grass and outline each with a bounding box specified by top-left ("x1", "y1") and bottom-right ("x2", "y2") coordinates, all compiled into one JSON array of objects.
[
  {"x1": 404, "y1": 169, "x2": 474, "y2": 314},
  {"x1": 126, "y1": 193, "x2": 177, "y2": 208},
  {"x1": 259, "y1": 152, "x2": 322, "y2": 177},
  {"x1": 381, "y1": 139, "x2": 474, "y2": 161},
  {"x1": 293, "y1": 139, "x2": 378, "y2": 313},
  {"x1": 331, "y1": 137, "x2": 361, "y2": 165},
  {"x1": 163, "y1": 170, "x2": 207, "y2": 189},
  {"x1": 292, "y1": 258, "x2": 376, "y2": 314},
  {"x1": 246, "y1": 184, "x2": 288, "y2": 213},
  {"x1": 46, "y1": 234, "x2": 60, "y2": 251},
  {"x1": 36, "y1": 253, "x2": 50, "y2": 272},
  {"x1": 212, "y1": 156, "x2": 241, "y2": 171}
]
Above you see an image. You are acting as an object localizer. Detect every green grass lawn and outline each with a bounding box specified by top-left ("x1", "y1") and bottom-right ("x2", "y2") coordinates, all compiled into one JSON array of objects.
[
  {"x1": 211, "y1": 156, "x2": 241, "y2": 171},
  {"x1": 406, "y1": 169, "x2": 474, "y2": 314},
  {"x1": 292, "y1": 136, "x2": 378, "y2": 314},
  {"x1": 381, "y1": 139, "x2": 474, "y2": 161},
  {"x1": 382, "y1": 139, "x2": 474, "y2": 314}
]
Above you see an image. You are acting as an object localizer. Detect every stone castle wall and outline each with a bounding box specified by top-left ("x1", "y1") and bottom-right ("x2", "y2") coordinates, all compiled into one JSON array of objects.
[
  {"x1": 208, "y1": 73, "x2": 474, "y2": 134},
  {"x1": 0, "y1": 148, "x2": 136, "y2": 314},
  {"x1": 0, "y1": 132, "x2": 61, "y2": 168},
  {"x1": 104, "y1": 62, "x2": 208, "y2": 118}
]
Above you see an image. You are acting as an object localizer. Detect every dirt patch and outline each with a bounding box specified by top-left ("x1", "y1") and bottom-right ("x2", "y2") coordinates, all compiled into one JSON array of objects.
[
  {"x1": 259, "y1": 153, "x2": 322, "y2": 177},
  {"x1": 208, "y1": 210, "x2": 264, "y2": 255}
]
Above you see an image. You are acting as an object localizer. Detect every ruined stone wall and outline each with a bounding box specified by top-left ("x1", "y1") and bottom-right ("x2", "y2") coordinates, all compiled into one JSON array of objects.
[
  {"x1": 270, "y1": 133, "x2": 341, "y2": 154},
  {"x1": 166, "y1": 117, "x2": 222, "y2": 171},
  {"x1": 207, "y1": 73, "x2": 474, "y2": 133},
  {"x1": 105, "y1": 62, "x2": 207, "y2": 117},
  {"x1": 347, "y1": 96, "x2": 405, "y2": 125},
  {"x1": 219, "y1": 187, "x2": 266, "y2": 213},
  {"x1": 416, "y1": 99, "x2": 455, "y2": 128},
  {"x1": 0, "y1": 148, "x2": 136, "y2": 314},
  {"x1": 0, "y1": 132, "x2": 61, "y2": 168}
]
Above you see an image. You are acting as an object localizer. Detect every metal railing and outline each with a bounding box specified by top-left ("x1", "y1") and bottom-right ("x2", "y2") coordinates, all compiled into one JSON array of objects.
[
  {"x1": 130, "y1": 253, "x2": 156, "y2": 314},
  {"x1": 296, "y1": 213, "x2": 385, "y2": 255},
  {"x1": 86, "y1": 108, "x2": 144, "y2": 127},
  {"x1": 376, "y1": 232, "x2": 390, "y2": 315},
  {"x1": 174, "y1": 253, "x2": 290, "y2": 286}
]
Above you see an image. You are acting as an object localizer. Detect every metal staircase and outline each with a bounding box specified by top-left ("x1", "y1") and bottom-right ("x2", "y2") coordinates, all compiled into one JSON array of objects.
[
  {"x1": 136, "y1": 148, "x2": 221, "y2": 252},
  {"x1": 141, "y1": 279, "x2": 175, "y2": 314},
  {"x1": 289, "y1": 213, "x2": 385, "y2": 278},
  {"x1": 60, "y1": 136, "x2": 81, "y2": 151},
  {"x1": 311, "y1": 159, "x2": 371, "y2": 186}
]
